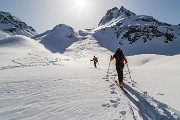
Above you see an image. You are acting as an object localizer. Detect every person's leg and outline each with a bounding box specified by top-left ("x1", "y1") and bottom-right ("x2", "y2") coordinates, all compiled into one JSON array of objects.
[
  {"x1": 119, "y1": 63, "x2": 124, "y2": 81},
  {"x1": 116, "y1": 64, "x2": 121, "y2": 83},
  {"x1": 94, "y1": 62, "x2": 97, "y2": 68},
  {"x1": 119, "y1": 63, "x2": 124, "y2": 87},
  {"x1": 119, "y1": 71, "x2": 123, "y2": 83}
]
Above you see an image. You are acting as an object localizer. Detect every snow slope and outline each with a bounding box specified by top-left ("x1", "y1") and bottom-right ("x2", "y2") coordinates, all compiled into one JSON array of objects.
[
  {"x1": 0, "y1": 6, "x2": 180, "y2": 120},
  {"x1": 0, "y1": 34, "x2": 180, "y2": 120},
  {"x1": 0, "y1": 31, "x2": 11, "y2": 40}
]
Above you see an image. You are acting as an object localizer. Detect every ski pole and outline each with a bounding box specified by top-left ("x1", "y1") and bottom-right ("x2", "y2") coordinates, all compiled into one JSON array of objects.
[
  {"x1": 98, "y1": 62, "x2": 100, "y2": 69},
  {"x1": 106, "y1": 60, "x2": 111, "y2": 76},
  {"x1": 90, "y1": 60, "x2": 91, "y2": 67},
  {"x1": 126, "y1": 63, "x2": 131, "y2": 79}
]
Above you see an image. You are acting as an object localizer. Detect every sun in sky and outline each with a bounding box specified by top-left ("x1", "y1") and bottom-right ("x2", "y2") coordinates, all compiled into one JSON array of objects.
[{"x1": 75, "y1": 0, "x2": 87, "y2": 10}]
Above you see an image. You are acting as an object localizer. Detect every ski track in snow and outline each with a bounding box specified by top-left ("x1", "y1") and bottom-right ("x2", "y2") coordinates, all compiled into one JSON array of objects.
[
  {"x1": 0, "y1": 52, "x2": 70, "y2": 71},
  {"x1": 0, "y1": 33, "x2": 180, "y2": 119},
  {"x1": 105, "y1": 69, "x2": 180, "y2": 120},
  {"x1": 0, "y1": 48, "x2": 180, "y2": 120}
]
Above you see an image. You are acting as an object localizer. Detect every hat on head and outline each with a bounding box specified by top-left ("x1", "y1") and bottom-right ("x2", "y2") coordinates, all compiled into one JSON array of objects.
[{"x1": 116, "y1": 47, "x2": 121, "y2": 52}]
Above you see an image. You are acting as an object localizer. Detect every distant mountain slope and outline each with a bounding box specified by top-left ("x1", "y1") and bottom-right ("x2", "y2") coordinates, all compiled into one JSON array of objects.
[
  {"x1": 33, "y1": 6, "x2": 180, "y2": 56},
  {"x1": 33, "y1": 24, "x2": 79, "y2": 53},
  {"x1": 93, "y1": 6, "x2": 180, "y2": 55},
  {"x1": 0, "y1": 11, "x2": 37, "y2": 37}
]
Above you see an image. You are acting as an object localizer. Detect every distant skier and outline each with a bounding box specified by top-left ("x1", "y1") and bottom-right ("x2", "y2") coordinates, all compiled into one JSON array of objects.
[
  {"x1": 91, "y1": 56, "x2": 98, "y2": 68},
  {"x1": 110, "y1": 48, "x2": 128, "y2": 87}
]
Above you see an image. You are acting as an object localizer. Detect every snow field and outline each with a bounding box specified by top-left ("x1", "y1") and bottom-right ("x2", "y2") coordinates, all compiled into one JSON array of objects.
[{"x1": 0, "y1": 34, "x2": 180, "y2": 120}]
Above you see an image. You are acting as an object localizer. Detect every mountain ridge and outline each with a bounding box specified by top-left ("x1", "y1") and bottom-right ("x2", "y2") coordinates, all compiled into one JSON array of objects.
[
  {"x1": 93, "y1": 6, "x2": 180, "y2": 55},
  {"x1": 1, "y1": 7, "x2": 180, "y2": 55},
  {"x1": 99, "y1": 6, "x2": 136, "y2": 26},
  {"x1": 0, "y1": 11, "x2": 37, "y2": 37}
]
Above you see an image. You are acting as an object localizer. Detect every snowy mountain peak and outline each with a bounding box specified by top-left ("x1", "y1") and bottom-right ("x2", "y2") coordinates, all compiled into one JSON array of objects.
[
  {"x1": 119, "y1": 6, "x2": 136, "y2": 17},
  {"x1": 0, "y1": 11, "x2": 37, "y2": 37},
  {"x1": 0, "y1": 11, "x2": 11, "y2": 17},
  {"x1": 99, "y1": 6, "x2": 136, "y2": 25},
  {"x1": 52, "y1": 24, "x2": 74, "y2": 34},
  {"x1": 52, "y1": 24, "x2": 68, "y2": 30},
  {"x1": 33, "y1": 24, "x2": 79, "y2": 53},
  {"x1": 94, "y1": 7, "x2": 180, "y2": 55}
]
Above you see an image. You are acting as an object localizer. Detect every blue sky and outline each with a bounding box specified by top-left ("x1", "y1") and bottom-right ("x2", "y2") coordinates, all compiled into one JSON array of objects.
[{"x1": 0, "y1": 0, "x2": 180, "y2": 33}]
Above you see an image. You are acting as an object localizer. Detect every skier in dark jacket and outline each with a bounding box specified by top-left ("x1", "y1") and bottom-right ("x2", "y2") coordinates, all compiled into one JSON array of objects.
[
  {"x1": 91, "y1": 56, "x2": 98, "y2": 68},
  {"x1": 110, "y1": 48, "x2": 128, "y2": 87}
]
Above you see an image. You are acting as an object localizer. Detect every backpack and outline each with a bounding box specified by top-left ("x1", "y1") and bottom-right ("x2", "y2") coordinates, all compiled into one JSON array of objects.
[
  {"x1": 114, "y1": 50, "x2": 124, "y2": 62},
  {"x1": 95, "y1": 57, "x2": 98, "y2": 62},
  {"x1": 93, "y1": 57, "x2": 98, "y2": 62}
]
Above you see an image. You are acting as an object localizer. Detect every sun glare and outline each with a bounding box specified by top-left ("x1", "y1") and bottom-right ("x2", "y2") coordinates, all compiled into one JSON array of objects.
[{"x1": 76, "y1": 0, "x2": 86, "y2": 10}]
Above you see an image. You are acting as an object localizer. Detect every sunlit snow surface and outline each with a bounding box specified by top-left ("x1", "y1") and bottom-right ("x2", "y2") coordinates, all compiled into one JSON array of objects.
[{"x1": 0, "y1": 33, "x2": 180, "y2": 120}]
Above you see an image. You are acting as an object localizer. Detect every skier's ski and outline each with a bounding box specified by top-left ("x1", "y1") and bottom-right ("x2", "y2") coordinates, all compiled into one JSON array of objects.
[
  {"x1": 115, "y1": 81, "x2": 128, "y2": 94},
  {"x1": 119, "y1": 85, "x2": 128, "y2": 94}
]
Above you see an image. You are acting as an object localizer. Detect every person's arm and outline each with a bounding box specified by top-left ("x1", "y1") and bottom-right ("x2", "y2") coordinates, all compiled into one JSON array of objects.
[
  {"x1": 123, "y1": 56, "x2": 128, "y2": 64},
  {"x1": 110, "y1": 54, "x2": 115, "y2": 61}
]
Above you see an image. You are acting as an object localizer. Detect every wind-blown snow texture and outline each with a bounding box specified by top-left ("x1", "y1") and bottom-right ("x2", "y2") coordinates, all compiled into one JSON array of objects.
[{"x1": 0, "y1": 6, "x2": 180, "y2": 120}]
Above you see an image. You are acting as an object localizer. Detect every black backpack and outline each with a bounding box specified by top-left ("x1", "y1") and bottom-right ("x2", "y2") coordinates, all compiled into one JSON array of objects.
[{"x1": 115, "y1": 50, "x2": 124, "y2": 62}]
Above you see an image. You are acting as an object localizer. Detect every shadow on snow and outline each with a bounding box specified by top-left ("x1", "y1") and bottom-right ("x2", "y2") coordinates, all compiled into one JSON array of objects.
[{"x1": 124, "y1": 83, "x2": 180, "y2": 120}]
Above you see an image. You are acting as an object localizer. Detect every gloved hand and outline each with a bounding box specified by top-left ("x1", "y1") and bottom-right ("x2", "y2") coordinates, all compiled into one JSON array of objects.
[
  {"x1": 110, "y1": 55, "x2": 113, "y2": 61},
  {"x1": 124, "y1": 57, "x2": 128, "y2": 64}
]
